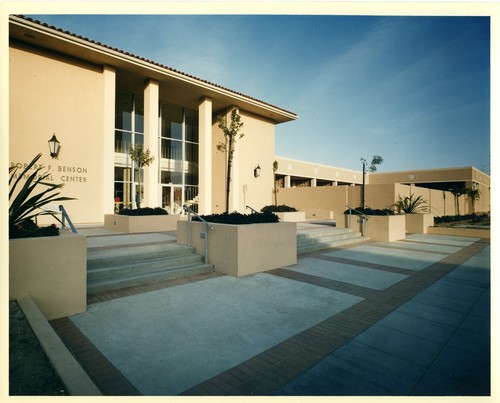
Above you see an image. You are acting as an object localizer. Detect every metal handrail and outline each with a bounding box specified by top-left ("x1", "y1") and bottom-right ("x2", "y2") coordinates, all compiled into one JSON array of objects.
[
  {"x1": 345, "y1": 205, "x2": 370, "y2": 220},
  {"x1": 345, "y1": 205, "x2": 369, "y2": 236},
  {"x1": 246, "y1": 205, "x2": 259, "y2": 214},
  {"x1": 59, "y1": 205, "x2": 77, "y2": 233},
  {"x1": 183, "y1": 205, "x2": 213, "y2": 264}
]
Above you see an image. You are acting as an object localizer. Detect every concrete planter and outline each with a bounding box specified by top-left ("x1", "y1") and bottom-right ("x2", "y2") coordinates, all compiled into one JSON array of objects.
[
  {"x1": 104, "y1": 213, "x2": 181, "y2": 233},
  {"x1": 305, "y1": 210, "x2": 334, "y2": 220},
  {"x1": 9, "y1": 231, "x2": 87, "y2": 320},
  {"x1": 341, "y1": 214, "x2": 406, "y2": 242},
  {"x1": 428, "y1": 226, "x2": 490, "y2": 239},
  {"x1": 177, "y1": 221, "x2": 297, "y2": 277},
  {"x1": 405, "y1": 213, "x2": 435, "y2": 234},
  {"x1": 275, "y1": 211, "x2": 306, "y2": 222}
]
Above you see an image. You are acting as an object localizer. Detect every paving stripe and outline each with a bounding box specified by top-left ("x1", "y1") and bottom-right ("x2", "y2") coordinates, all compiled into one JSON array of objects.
[
  {"x1": 50, "y1": 317, "x2": 140, "y2": 396},
  {"x1": 311, "y1": 254, "x2": 415, "y2": 276},
  {"x1": 181, "y1": 239, "x2": 489, "y2": 396},
  {"x1": 368, "y1": 242, "x2": 451, "y2": 255}
]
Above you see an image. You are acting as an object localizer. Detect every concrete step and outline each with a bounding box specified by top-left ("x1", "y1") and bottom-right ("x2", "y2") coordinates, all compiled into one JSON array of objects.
[
  {"x1": 87, "y1": 262, "x2": 213, "y2": 295},
  {"x1": 296, "y1": 227, "x2": 368, "y2": 254},
  {"x1": 297, "y1": 231, "x2": 362, "y2": 248},
  {"x1": 87, "y1": 254, "x2": 204, "y2": 281},
  {"x1": 297, "y1": 227, "x2": 354, "y2": 239},
  {"x1": 87, "y1": 242, "x2": 196, "y2": 269},
  {"x1": 86, "y1": 234, "x2": 213, "y2": 295},
  {"x1": 297, "y1": 235, "x2": 369, "y2": 254}
]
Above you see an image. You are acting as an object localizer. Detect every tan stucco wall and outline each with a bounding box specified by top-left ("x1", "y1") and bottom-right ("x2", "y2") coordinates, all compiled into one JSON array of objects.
[
  {"x1": 276, "y1": 183, "x2": 477, "y2": 219},
  {"x1": 237, "y1": 110, "x2": 275, "y2": 212},
  {"x1": 369, "y1": 167, "x2": 483, "y2": 185},
  {"x1": 9, "y1": 232, "x2": 87, "y2": 320},
  {"x1": 177, "y1": 221, "x2": 297, "y2": 276},
  {"x1": 275, "y1": 156, "x2": 362, "y2": 185},
  {"x1": 9, "y1": 44, "x2": 106, "y2": 224},
  {"x1": 211, "y1": 108, "x2": 276, "y2": 214}
]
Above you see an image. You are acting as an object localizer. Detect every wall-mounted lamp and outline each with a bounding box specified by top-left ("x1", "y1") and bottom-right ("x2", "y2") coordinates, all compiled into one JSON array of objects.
[
  {"x1": 254, "y1": 164, "x2": 261, "y2": 178},
  {"x1": 48, "y1": 134, "x2": 60, "y2": 159}
]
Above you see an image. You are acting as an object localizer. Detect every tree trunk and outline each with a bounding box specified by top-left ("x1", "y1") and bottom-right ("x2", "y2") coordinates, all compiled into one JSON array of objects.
[{"x1": 225, "y1": 137, "x2": 234, "y2": 213}]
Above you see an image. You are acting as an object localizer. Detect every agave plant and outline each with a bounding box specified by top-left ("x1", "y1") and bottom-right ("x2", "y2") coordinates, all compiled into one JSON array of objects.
[
  {"x1": 9, "y1": 153, "x2": 75, "y2": 235},
  {"x1": 394, "y1": 194, "x2": 430, "y2": 214}
]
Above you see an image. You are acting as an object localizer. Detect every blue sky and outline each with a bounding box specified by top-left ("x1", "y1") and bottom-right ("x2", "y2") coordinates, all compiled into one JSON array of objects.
[{"x1": 29, "y1": 14, "x2": 490, "y2": 173}]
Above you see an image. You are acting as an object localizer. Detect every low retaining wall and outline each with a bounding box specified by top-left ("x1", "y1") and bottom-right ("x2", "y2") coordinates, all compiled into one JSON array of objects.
[
  {"x1": 340, "y1": 214, "x2": 406, "y2": 242},
  {"x1": 405, "y1": 214, "x2": 435, "y2": 234},
  {"x1": 104, "y1": 214, "x2": 181, "y2": 233},
  {"x1": 9, "y1": 231, "x2": 87, "y2": 320},
  {"x1": 275, "y1": 211, "x2": 306, "y2": 222},
  {"x1": 177, "y1": 221, "x2": 297, "y2": 277},
  {"x1": 428, "y1": 226, "x2": 490, "y2": 239}
]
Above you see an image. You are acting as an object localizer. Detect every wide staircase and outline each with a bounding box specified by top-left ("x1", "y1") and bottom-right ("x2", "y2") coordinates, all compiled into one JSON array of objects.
[
  {"x1": 297, "y1": 225, "x2": 367, "y2": 254},
  {"x1": 86, "y1": 233, "x2": 213, "y2": 295}
]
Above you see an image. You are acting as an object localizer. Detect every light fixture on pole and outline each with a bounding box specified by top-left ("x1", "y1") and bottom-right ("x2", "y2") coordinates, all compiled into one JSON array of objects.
[
  {"x1": 48, "y1": 134, "x2": 60, "y2": 159},
  {"x1": 254, "y1": 164, "x2": 261, "y2": 178}
]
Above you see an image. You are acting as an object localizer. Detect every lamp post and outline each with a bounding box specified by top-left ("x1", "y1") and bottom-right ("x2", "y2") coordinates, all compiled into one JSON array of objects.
[
  {"x1": 48, "y1": 134, "x2": 60, "y2": 159},
  {"x1": 361, "y1": 160, "x2": 366, "y2": 210}
]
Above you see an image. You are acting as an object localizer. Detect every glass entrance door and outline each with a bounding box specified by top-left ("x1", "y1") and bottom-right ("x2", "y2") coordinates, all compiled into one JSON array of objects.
[{"x1": 162, "y1": 186, "x2": 183, "y2": 214}]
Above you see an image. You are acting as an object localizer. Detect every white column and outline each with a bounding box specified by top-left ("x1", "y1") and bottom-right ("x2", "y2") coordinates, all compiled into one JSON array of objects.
[
  {"x1": 102, "y1": 65, "x2": 115, "y2": 216},
  {"x1": 144, "y1": 80, "x2": 159, "y2": 207},
  {"x1": 198, "y1": 97, "x2": 212, "y2": 214},
  {"x1": 285, "y1": 175, "x2": 291, "y2": 188},
  {"x1": 311, "y1": 178, "x2": 317, "y2": 187}
]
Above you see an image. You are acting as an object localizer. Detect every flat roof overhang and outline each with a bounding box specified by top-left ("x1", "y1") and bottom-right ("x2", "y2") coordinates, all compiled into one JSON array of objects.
[{"x1": 9, "y1": 15, "x2": 298, "y2": 124}]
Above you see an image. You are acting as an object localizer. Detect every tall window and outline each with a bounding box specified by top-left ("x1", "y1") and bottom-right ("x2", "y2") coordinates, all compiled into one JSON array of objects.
[
  {"x1": 114, "y1": 91, "x2": 144, "y2": 210},
  {"x1": 160, "y1": 103, "x2": 199, "y2": 213}
]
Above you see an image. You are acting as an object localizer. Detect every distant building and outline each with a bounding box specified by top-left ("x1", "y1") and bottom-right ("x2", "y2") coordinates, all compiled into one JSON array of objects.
[{"x1": 9, "y1": 15, "x2": 490, "y2": 225}]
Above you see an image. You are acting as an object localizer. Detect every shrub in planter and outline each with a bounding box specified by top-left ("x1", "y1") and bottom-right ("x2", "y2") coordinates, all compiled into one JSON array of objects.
[
  {"x1": 261, "y1": 204, "x2": 298, "y2": 213},
  {"x1": 119, "y1": 207, "x2": 168, "y2": 216},
  {"x1": 343, "y1": 207, "x2": 394, "y2": 216},
  {"x1": 9, "y1": 153, "x2": 75, "y2": 239},
  {"x1": 434, "y1": 213, "x2": 489, "y2": 225},
  {"x1": 194, "y1": 211, "x2": 279, "y2": 225},
  {"x1": 393, "y1": 194, "x2": 430, "y2": 214},
  {"x1": 10, "y1": 219, "x2": 59, "y2": 239}
]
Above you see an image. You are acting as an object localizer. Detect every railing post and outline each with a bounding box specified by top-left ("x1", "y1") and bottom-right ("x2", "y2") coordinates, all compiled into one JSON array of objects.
[
  {"x1": 183, "y1": 204, "x2": 211, "y2": 265},
  {"x1": 59, "y1": 205, "x2": 77, "y2": 233}
]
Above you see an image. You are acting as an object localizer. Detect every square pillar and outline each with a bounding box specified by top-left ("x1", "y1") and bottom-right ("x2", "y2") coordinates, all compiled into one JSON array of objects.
[
  {"x1": 285, "y1": 175, "x2": 291, "y2": 188},
  {"x1": 311, "y1": 178, "x2": 317, "y2": 187},
  {"x1": 103, "y1": 66, "x2": 115, "y2": 215},
  {"x1": 198, "y1": 97, "x2": 212, "y2": 214},
  {"x1": 144, "y1": 80, "x2": 159, "y2": 207}
]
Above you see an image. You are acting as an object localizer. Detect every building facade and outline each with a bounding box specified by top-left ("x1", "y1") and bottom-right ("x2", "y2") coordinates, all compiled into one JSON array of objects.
[{"x1": 9, "y1": 15, "x2": 297, "y2": 224}]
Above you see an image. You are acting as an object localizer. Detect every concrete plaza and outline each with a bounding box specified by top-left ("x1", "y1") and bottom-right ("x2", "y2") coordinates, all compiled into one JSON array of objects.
[{"x1": 51, "y1": 228, "x2": 491, "y2": 396}]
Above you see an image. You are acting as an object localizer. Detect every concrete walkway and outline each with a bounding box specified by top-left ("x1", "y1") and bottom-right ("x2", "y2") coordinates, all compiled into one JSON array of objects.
[{"x1": 50, "y1": 232, "x2": 490, "y2": 396}]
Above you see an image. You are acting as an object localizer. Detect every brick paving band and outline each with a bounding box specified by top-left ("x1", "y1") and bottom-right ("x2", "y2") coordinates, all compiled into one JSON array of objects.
[{"x1": 50, "y1": 238, "x2": 489, "y2": 396}]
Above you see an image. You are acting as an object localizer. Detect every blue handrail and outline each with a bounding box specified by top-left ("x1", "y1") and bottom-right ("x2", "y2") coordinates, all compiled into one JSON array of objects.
[{"x1": 59, "y1": 205, "x2": 77, "y2": 233}]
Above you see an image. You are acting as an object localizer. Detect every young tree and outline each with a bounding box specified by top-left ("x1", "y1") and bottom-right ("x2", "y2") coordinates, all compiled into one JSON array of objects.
[
  {"x1": 129, "y1": 144, "x2": 155, "y2": 209},
  {"x1": 217, "y1": 107, "x2": 244, "y2": 213},
  {"x1": 360, "y1": 155, "x2": 383, "y2": 209},
  {"x1": 466, "y1": 188, "x2": 481, "y2": 213},
  {"x1": 273, "y1": 160, "x2": 279, "y2": 206}
]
